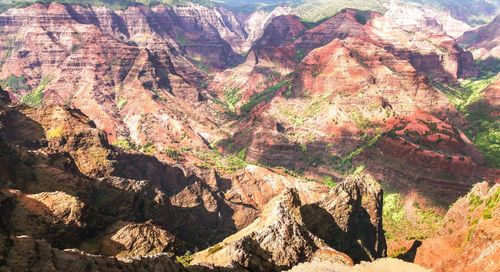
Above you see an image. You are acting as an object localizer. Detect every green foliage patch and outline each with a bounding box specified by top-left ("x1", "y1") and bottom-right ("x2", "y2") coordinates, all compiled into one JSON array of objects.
[
  {"x1": 193, "y1": 148, "x2": 247, "y2": 174},
  {"x1": 383, "y1": 189, "x2": 443, "y2": 241},
  {"x1": 0, "y1": 75, "x2": 29, "y2": 93},
  {"x1": 175, "y1": 251, "x2": 193, "y2": 267},
  {"x1": 323, "y1": 176, "x2": 336, "y2": 188},
  {"x1": 433, "y1": 74, "x2": 499, "y2": 167},
  {"x1": 21, "y1": 76, "x2": 53, "y2": 107},
  {"x1": 240, "y1": 80, "x2": 290, "y2": 114},
  {"x1": 224, "y1": 87, "x2": 241, "y2": 112}
]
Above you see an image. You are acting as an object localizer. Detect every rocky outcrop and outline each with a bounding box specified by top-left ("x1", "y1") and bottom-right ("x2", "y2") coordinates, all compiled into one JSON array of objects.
[
  {"x1": 226, "y1": 164, "x2": 330, "y2": 228},
  {"x1": 190, "y1": 172, "x2": 387, "y2": 271},
  {"x1": 99, "y1": 221, "x2": 182, "y2": 258},
  {"x1": 415, "y1": 182, "x2": 500, "y2": 272},
  {"x1": 0, "y1": 235, "x2": 184, "y2": 272},
  {"x1": 190, "y1": 189, "x2": 353, "y2": 271},
  {"x1": 301, "y1": 173, "x2": 386, "y2": 263},
  {"x1": 0, "y1": 102, "x2": 235, "y2": 252}
]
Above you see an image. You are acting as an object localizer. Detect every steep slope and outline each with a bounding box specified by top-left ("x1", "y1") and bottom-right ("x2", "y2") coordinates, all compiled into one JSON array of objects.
[
  {"x1": 458, "y1": 15, "x2": 500, "y2": 61},
  {"x1": 0, "y1": 2, "x2": 244, "y2": 153},
  {"x1": 0, "y1": 87, "x2": 234, "y2": 252},
  {"x1": 415, "y1": 182, "x2": 500, "y2": 272},
  {"x1": 190, "y1": 172, "x2": 387, "y2": 270},
  {"x1": 0, "y1": 86, "x2": 394, "y2": 270},
  {"x1": 190, "y1": 189, "x2": 353, "y2": 271},
  {"x1": 213, "y1": 8, "x2": 490, "y2": 209}
]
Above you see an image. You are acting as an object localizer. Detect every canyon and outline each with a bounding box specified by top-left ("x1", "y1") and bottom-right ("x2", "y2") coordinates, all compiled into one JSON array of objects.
[{"x1": 0, "y1": 0, "x2": 499, "y2": 271}]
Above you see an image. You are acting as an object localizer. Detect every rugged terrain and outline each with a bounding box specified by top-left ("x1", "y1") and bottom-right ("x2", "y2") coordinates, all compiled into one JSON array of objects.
[{"x1": 0, "y1": 0, "x2": 499, "y2": 271}]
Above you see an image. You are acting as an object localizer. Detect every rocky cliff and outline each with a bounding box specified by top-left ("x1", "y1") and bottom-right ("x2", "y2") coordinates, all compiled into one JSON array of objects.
[
  {"x1": 0, "y1": 86, "x2": 389, "y2": 270},
  {"x1": 0, "y1": 1, "x2": 498, "y2": 271}
]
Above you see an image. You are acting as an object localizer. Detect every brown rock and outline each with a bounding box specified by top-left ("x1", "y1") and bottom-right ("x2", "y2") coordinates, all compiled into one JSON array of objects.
[
  {"x1": 100, "y1": 221, "x2": 182, "y2": 258},
  {"x1": 190, "y1": 189, "x2": 352, "y2": 271}
]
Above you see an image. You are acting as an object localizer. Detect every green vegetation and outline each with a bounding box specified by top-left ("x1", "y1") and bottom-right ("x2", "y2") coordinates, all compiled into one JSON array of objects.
[
  {"x1": 224, "y1": 87, "x2": 241, "y2": 112},
  {"x1": 240, "y1": 80, "x2": 291, "y2": 114},
  {"x1": 163, "y1": 147, "x2": 182, "y2": 160},
  {"x1": 140, "y1": 142, "x2": 156, "y2": 155},
  {"x1": 193, "y1": 148, "x2": 247, "y2": 174},
  {"x1": 323, "y1": 176, "x2": 336, "y2": 188},
  {"x1": 116, "y1": 96, "x2": 127, "y2": 110},
  {"x1": 237, "y1": 147, "x2": 247, "y2": 160},
  {"x1": 21, "y1": 76, "x2": 53, "y2": 107},
  {"x1": 207, "y1": 243, "x2": 223, "y2": 255},
  {"x1": 383, "y1": 189, "x2": 443, "y2": 242},
  {"x1": 476, "y1": 58, "x2": 500, "y2": 78},
  {"x1": 483, "y1": 187, "x2": 499, "y2": 220},
  {"x1": 468, "y1": 193, "x2": 483, "y2": 210},
  {"x1": 332, "y1": 133, "x2": 382, "y2": 171},
  {"x1": 433, "y1": 74, "x2": 499, "y2": 167},
  {"x1": 295, "y1": 48, "x2": 306, "y2": 62},
  {"x1": 112, "y1": 137, "x2": 159, "y2": 155},
  {"x1": 176, "y1": 251, "x2": 193, "y2": 267},
  {"x1": 350, "y1": 111, "x2": 372, "y2": 130},
  {"x1": 191, "y1": 56, "x2": 210, "y2": 73},
  {"x1": 113, "y1": 137, "x2": 136, "y2": 150},
  {"x1": 0, "y1": 75, "x2": 29, "y2": 93},
  {"x1": 46, "y1": 126, "x2": 64, "y2": 140}
]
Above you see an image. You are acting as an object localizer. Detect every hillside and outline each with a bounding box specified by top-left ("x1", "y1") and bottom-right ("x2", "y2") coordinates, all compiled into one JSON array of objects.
[{"x1": 0, "y1": 1, "x2": 498, "y2": 271}]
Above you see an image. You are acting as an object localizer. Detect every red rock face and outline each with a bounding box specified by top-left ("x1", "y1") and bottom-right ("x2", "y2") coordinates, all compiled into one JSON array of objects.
[
  {"x1": 0, "y1": 2, "x2": 243, "y2": 149},
  {"x1": 215, "y1": 8, "x2": 487, "y2": 206},
  {"x1": 358, "y1": 111, "x2": 489, "y2": 204}
]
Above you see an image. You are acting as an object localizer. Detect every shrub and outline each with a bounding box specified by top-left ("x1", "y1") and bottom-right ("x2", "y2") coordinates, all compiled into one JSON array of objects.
[
  {"x1": 323, "y1": 176, "x2": 336, "y2": 188},
  {"x1": 21, "y1": 87, "x2": 43, "y2": 107},
  {"x1": 176, "y1": 251, "x2": 193, "y2": 267},
  {"x1": 224, "y1": 87, "x2": 241, "y2": 112},
  {"x1": 2, "y1": 75, "x2": 29, "y2": 92},
  {"x1": 140, "y1": 143, "x2": 156, "y2": 155},
  {"x1": 207, "y1": 244, "x2": 223, "y2": 255},
  {"x1": 483, "y1": 187, "x2": 499, "y2": 219},
  {"x1": 20, "y1": 75, "x2": 52, "y2": 107},
  {"x1": 113, "y1": 137, "x2": 135, "y2": 150},
  {"x1": 46, "y1": 126, "x2": 64, "y2": 140},
  {"x1": 240, "y1": 80, "x2": 290, "y2": 113},
  {"x1": 237, "y1": 148, "x2": 247, "y2": 160},
  {"x1": 117, "y1": 97, "x2": 127, "y2": 110},
  {"x1": 164, "y1": 147, "x2": 182, "y2": 160},
  {"x1": 383, "y1": 188, "x2": 443, "y2": 243}
]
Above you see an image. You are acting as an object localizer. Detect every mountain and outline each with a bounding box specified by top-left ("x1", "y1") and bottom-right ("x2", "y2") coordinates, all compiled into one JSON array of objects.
[
  {"x1": 0, "y1": 0, "x2": 498, "y2": 271},
  {"x1": 458, "y1": 15, "x2": 500, "y2": 62}
]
